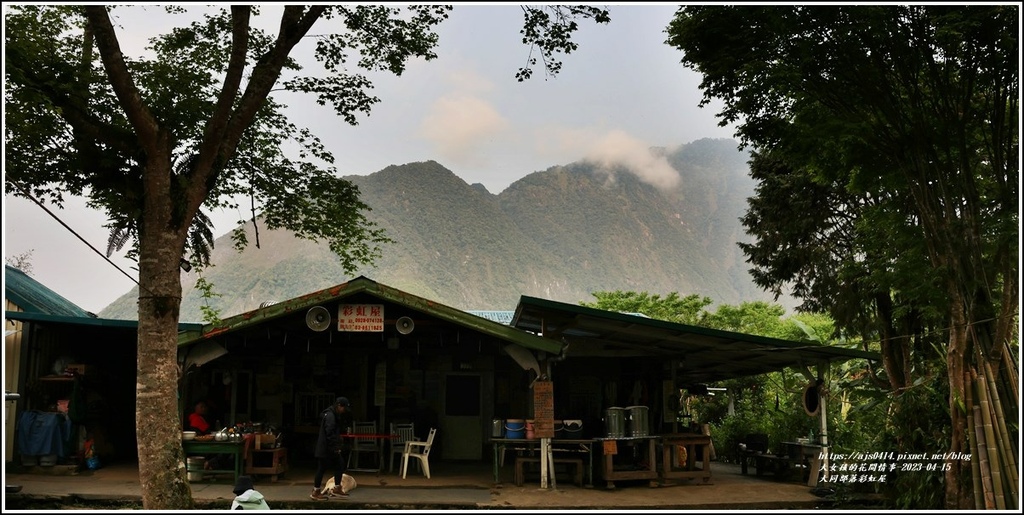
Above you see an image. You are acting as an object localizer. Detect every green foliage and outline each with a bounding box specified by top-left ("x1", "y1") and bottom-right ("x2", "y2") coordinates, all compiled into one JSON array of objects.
[
  {"x1": 581, "y1": 291, "x2": 712, "y2": 325},
  {"x1": 667, "y1": 8, "x2": 1018, "y2": 506},
  {"x1": 877, "y1": 372, "x2": 953, "y2": 510},
  {"x1": 193, "y1": 273, "x2": 222, "y2": 325},
  {"x1": 515, "y1": 6, "x2": 610, "y2": 81}
]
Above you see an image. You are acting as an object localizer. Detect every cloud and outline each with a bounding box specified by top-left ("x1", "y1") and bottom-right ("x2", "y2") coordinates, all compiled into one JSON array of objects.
[
  {"x1": 584, "y1": 130, "x2": 681, "y2": 190},
  {"x1": 418, "y1": 94, "x2": 509, "y2": 167},
  {"x1": 533, "y1": 127, "x2": 681, "y2": 190}
]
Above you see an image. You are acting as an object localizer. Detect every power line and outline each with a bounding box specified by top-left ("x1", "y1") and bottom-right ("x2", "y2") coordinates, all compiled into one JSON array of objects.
[{"x1": 9, "y1": 183, "x2": 145, "y2": 292}]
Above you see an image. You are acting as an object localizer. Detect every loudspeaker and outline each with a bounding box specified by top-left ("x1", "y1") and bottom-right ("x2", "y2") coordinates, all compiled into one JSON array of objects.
[
  {"x1": 802, "y1": 381, "x2": 821, "y2": 417},
  {"x1": 396, "y1": 316, "x2": 415, "y2": 335},
  {"x1": 306, "y1": 306, "x2": 331, "y2": 332}
]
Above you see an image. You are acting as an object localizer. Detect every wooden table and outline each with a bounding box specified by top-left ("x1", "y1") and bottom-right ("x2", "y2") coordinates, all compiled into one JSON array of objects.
[
  {"x1": 246, "y1": 447, "x2": 288, "y2": 482},
  {"x1": 593, "y1": 436, "x2": 659, "y2": 489},
  {"x1": 490, "y1": 438, "x2": 595, "y2": 487},
  {"x1": 782, "y1": 441, "x2": 825, "y2": 486},
  {"x1": 182, "y1": 440, "x2": 245, "y2": 483},
  {"x1": 342, "y1": 433, "x2": 397, "y2": 473},
  {"x1": 658, "y1": 433, "x2": 713, "y2": 484}
]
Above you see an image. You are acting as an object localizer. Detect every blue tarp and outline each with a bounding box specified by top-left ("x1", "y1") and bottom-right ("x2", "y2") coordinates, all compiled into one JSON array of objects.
[{"x1": 17, "y1": 410, "x2": 71, "y2": 457}]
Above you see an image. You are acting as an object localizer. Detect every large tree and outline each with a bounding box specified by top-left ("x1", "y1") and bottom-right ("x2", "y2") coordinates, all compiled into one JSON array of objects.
[
  {"x1": 4, "y1": 4, "x2": 609, "y2": 509},
  {"x1": 666, "y1": 5, "x2": 1017, "y2": 509}
]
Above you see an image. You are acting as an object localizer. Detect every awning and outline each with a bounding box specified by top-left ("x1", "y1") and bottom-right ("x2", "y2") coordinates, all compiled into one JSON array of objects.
[{"x1": 511, "y1": 295, "x2": 880, "y2": 384}]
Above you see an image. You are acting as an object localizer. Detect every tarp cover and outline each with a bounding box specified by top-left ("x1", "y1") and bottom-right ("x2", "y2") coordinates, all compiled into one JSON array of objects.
[{"x1": 17, "y1": 410, "x2": 71, "y2": 457}]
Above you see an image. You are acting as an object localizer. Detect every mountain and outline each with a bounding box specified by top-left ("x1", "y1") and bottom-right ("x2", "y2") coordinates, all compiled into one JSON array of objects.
[{"x1": 99, "y1": 138, "x2": 786, "y2": 322}]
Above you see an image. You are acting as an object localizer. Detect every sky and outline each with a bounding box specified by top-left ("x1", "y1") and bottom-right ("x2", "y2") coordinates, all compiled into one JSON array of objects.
[{"x1": 2, "y1": 3, "x2": 738, "y2": 314}]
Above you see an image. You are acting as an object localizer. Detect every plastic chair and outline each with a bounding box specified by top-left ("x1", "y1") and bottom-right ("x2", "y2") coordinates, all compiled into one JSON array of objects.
[
  {"x1": 348, "y1": 421, "x2": 382, "y2": 471},
  {"x1": 401, "y1": 427, "x2": 437, "y2": 479},
  {"x1": 388, "y1": 422, "x2": 418, "y2": 473}
]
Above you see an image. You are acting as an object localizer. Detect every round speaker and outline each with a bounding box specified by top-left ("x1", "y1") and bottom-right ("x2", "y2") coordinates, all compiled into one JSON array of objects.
[
  {"x1": 396, "y1": 316, "x2": 415, "y2": 335},
  {"x1": 306, "y1": 306, "x2": 331, "y2": 332},
  {"x1": 802, "y1": 382, "x2": 821, "y2": 417}
]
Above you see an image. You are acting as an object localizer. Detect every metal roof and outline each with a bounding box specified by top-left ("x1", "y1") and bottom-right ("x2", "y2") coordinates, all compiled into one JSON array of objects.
[
  {"x1": 511, "y1": 295, "x2": 880, "y2": 384},
  {"x1": 3, "y1": 309, "x2": 204, "y2": 332},
  {"x1": 4, "y1": 265, "x2": 94, "y2": 318},
  {"x1": 467, "y1": 310, "x2": 515, "y2": 325},
  {"x1": 178, "y1": 276, "x2": 563, "y2": 354}
]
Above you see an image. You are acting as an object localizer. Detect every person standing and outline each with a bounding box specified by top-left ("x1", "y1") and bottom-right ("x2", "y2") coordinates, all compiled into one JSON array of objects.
[
  {"x1": 311, "y1": 396, "x2": 353, "y2": 500},
  {"x1": 230, "y1": 475, "x2": 270, "y2": 510}
]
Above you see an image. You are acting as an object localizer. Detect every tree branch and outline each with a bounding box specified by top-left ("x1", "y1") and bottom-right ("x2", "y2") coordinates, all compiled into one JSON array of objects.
[
  {"x1": 217, "y1": 6, "x2": 327, "y2": 169},
  {"x1": 188, "y1": 6, "x2": 253, "y2": 215},
  {"x1": 82, "y1": 6, "x2": 163, "y2": 153}
]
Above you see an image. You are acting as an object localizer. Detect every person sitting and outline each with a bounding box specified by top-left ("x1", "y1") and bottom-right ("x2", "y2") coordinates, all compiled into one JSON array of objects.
[
  {"x1": 187, "y1": 400, "x2": 231, "y2": 471},
  {"x1": 231, "y1": 475, "x2": 270, "y2": 510},
  {"x1": 187, "y1": 401, "x2": 213, "y2": 435}
]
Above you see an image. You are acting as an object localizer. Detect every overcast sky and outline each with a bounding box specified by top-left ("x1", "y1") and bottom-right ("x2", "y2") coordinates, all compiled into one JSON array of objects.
[{"x1": 2, "y1": 3, "x2": 738, "y2": 314}]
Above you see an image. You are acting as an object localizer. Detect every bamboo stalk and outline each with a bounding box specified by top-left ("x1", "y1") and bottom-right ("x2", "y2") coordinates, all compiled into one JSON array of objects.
[
  {"x1": 984, "y1": 360, "x2": 1019, "y2": 510},
  {"x1": 974, "y1": 405, "x2": 996, "y2": 509},
  {"x1": 977, "y1": 372, "x2": 1006, "y2": 510},
  {"x1": 966, "y1": 370, "x2": 983, "y2": 510}
]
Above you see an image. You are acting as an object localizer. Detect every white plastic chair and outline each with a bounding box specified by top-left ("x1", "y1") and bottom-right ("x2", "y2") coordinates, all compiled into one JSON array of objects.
[
  {"x1": 401, "y1": 427, "x2": 437, "y2": 479},
  {"x1": 388, "y1": 422, "x2": 418, "y2": 473},
  {"x1": 348, "y1": 421, "x2": 382, "y2": 471}
]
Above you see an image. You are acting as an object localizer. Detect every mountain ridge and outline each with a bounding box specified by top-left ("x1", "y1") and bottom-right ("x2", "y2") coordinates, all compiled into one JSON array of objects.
[{"x1": 99, "y1": 138, "x2": 788, "y2": 322}]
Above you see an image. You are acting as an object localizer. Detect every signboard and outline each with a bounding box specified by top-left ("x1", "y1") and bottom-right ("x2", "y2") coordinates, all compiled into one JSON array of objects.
[
  {"x1": 533, "y1": 380, "x2": 555, "y2": 439},
  {"x1": 338, "y1": 304, "x2": 384, "y2": 332}
]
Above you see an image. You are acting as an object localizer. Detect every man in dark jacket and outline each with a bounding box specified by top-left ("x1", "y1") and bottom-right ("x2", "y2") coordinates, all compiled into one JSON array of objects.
[{"x1": 311, "y1": 397, "x2": 353, "y2": 500}]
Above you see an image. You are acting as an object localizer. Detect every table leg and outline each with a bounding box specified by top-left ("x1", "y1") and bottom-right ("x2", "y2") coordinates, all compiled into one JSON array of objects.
[
  {"x1": 493, "y1": 443, "x2": 500, "y2": 484},
  {"x1": 807, "y1": 453, "x2": 821, "y2": 487},
  {"x1": 587, "y1": 444, "x2": 594, "y2": 488}
]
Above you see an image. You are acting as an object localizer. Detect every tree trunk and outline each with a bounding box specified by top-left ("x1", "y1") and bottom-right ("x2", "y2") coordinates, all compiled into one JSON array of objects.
[
  {"x1": 945, "y1": 301, "x2": 969, "y2": 509},
  {"x1": 136, "y1": 155, "x2": 195, "y2": 509}
]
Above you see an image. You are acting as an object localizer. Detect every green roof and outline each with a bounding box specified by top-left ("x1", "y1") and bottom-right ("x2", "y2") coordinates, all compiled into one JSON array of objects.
[
  {"x1": 178, "y1": 276, "x2": 563, "y2": 354},
  {"x1": 4, "y1": 265, "x2": 94, "y2": 318}
]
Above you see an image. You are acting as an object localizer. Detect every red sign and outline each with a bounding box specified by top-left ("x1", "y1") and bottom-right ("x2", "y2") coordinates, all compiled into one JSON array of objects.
[{"x1": 338, "y1": 304, "x2": 384, "y2": 332}]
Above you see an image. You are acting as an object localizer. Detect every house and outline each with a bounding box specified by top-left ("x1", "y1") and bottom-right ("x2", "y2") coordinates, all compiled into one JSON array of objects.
[
  {"x1": 7, "y1": 267, "x2": 879, "y2": 477},
  {"x1": 4, "y1": 265, "x2": 201, "y2": 465}
]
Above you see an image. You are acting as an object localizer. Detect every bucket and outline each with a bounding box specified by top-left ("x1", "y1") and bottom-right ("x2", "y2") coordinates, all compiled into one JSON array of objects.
[
  {"x1": 525, "y1": 419, "x2": 535, "y2": 439},
  {"x1": 39, "y1": 454, "x2": 58, "y2": 467},
  {"x1": 187, "y1": 456, "x2": 206, "y2": 481},
  {"x1": 604, "y1": 407, "x2": 626, "y2": 437},
  {"x1": 492, "y1": 419, "x2": 505, "y2": 438},
  {"x1": 563, "y1": 419, "x2": 583, "y2": 438},
  {"x1": 505, "y1": 419, "x2": 525, "y2": 439},
  {"x1": 627, "y1": 405, "x2": 649, "y2": 437}
]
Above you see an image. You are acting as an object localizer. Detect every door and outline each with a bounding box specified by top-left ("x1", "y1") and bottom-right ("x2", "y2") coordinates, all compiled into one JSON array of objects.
[{"x1": 441, "y1": 373, "x2": 482, "y2": 460}]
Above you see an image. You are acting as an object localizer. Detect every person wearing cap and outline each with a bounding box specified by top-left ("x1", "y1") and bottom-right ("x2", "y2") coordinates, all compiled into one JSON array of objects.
[
  {"x1": 311, "y1": 396, "x2": 353, "y2": 500},
  {"x1": 230, "y1": 475, "x2": 270, "y2": 510}
]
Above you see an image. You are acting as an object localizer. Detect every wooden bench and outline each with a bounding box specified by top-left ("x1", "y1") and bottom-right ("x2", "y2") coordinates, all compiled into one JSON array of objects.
[{"x1": 515, "y1": 456, "x2": 584, "y2": 487}]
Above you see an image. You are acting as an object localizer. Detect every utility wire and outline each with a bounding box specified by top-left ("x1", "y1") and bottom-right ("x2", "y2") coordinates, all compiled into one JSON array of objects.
[{"x1": 9, "y1": 183, "x2": 147, "y2": 293}]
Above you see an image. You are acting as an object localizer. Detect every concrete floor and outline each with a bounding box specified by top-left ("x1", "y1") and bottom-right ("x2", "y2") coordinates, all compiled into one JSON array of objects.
[{"x1": 4, "y1": 458, "x2": 839, "y2": 510}]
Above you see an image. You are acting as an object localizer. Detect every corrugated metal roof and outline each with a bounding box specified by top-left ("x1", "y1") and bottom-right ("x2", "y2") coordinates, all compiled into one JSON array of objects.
[
  {"x1": 467, "y1": 310, "x2": 514, "y2": 325},
  {"x1": 512, "y1": 295, "x2": 881, "y2": 384},
  {"x1": 4, "y1": 265, "x2": 94, "y2": 318}
]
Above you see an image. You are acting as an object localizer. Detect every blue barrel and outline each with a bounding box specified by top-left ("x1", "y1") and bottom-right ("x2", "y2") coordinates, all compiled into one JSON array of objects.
[{"x1": 505, "y1": 419, "x2": 525, "y2": 439}]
